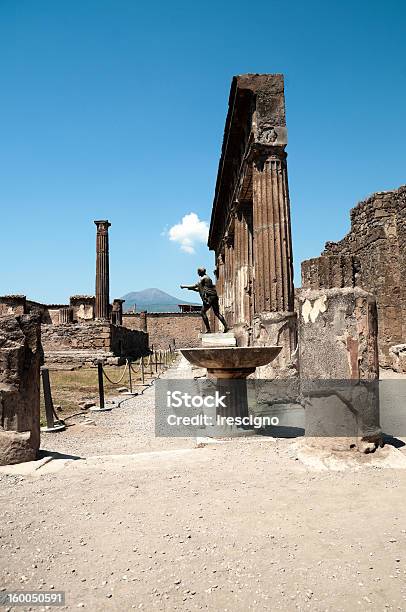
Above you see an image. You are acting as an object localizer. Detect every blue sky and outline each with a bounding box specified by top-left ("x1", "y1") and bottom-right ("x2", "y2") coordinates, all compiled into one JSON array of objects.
[{"x1": 0, "y1": 0, "x2": 405, "y2": 304}]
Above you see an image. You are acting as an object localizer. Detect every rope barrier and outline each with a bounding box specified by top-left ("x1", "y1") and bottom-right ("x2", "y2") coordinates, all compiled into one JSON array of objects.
[
  {"x1": 102, "y1": 360, "x2": 129, "y2": 385},
  {"x1": 90, "y1": 348, "x2": 178, "y2": 414}
]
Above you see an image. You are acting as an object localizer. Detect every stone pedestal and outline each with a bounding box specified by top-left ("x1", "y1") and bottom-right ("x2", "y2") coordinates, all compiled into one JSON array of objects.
[
  {"x1": 298, "y1": 287, "x2": 382, "y2": 452},
  {"x1": 180, "y1": 346, "x2": 281, "y2": 436},
  {"x1": 0, "y1": 315, "x2": 42, "y2": 465},
  {"x1": 200, "y1": 332, "x2": 236, "y2": 348}
]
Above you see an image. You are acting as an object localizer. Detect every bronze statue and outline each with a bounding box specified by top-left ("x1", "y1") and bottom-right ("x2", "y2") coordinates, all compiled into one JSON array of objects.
[{"x1": 181, "y1": 267, "x2": 228, "y2": 333}]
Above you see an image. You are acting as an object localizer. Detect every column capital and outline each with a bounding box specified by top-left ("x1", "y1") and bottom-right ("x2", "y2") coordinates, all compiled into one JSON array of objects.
[
  {"x1": 94, "y1": 220, "x2": 111, "y2": 232},
  {"x1": 249, "y1": 143, "x2": 287, "y2": 169}
]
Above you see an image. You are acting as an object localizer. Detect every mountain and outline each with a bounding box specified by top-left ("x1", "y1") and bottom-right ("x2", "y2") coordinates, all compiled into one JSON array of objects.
[{"x1": 121, "y1": 288, "x2": 200, "y2": 313}]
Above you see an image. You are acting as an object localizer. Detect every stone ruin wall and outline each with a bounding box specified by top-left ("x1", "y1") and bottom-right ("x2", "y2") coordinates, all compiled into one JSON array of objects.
[
  {"x1": 302, "y1": 186, "x2": 406, "y2": 369},
  {"x1": 41, "y1": 321, "x2": 112, "y2": 351},
  {"x1": 110, "y1": 324, "x2": 149, "y2": 357},
  {"x1": 0, "y1": 295, "x2": 149, "y2": 365},
  {"x1": 41, "y1": 321, "x2": 148, "y2": 358},
  {"x1": 0, "y1": 295, "x2": 95, "y2": 325},
  {"x1": 122, "y1": 312, "x2": 202, "y2": 350}
]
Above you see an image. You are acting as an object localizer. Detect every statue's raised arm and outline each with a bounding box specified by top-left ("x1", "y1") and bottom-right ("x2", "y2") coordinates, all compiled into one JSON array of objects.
[
  {"x1": 180, "y1": 267, "x2": 228, "y2": 333},
  {"x1": 180, "y1": 284, "x2": 199, "y2": 291}
]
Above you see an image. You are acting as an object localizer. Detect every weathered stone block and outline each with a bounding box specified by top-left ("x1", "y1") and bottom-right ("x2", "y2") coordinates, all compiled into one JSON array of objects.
[
  {"x1": 252, "y1": 311, "x2": 299, "y2": 405},
  {"x1": 200, "y1": 332, "x2": 236, "y2": 347},
  {"x1": 298, "y1": 287, "x2": 381, "y2": 452},
  {"x1": 0, "y1": 314, "x2": 41, "y2": 465},
  {"x1": 253, "y1": 311, "x2": 298, "y2": 378},
  {"x1": 299, "y1": 287, "x2": 379, "y2": 379}
]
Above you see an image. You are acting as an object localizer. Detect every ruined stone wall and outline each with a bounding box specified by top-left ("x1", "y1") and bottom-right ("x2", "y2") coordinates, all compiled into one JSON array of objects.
[
  {"x1": 301, "y1": 255, "x2": 361, "y2": 290},
  {"x1": 41, "y1": 321, "x2": 148, "y2": 359},
  {"x1": 110, "y1": 325, "x2": 148, "y2": 357},
  {"x1": 0, "y1": 314, "x2": 42, "y2": 465},
  {"x1": 305, "y1": 186, "x2": 406, "y2": 367},
  {"x1": 0, "y1": 296, "x2": 27, "y2": 316},
  {"x1": 122, "y1": 313, "x2": 202, "y2": 349},
  {"x1": 41, "y1": 321, "x2": 112, "y2": 351},
  {"x1": 397, "y1": 193, "x2": 406, "y2": 342}
]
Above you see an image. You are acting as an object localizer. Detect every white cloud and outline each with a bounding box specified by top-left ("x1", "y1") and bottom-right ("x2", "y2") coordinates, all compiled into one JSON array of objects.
[{"x1": 168, "y1": 212, "x2": 209, "y2": 254}]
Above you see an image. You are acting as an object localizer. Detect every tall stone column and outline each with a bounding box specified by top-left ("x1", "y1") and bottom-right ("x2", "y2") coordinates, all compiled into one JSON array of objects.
[
  {"x1": 234, "y1": 207, "x2": 253, "y2": 326},
  {"x1": 94, "y1": 220, "x2": 111, "y2": 320},
  {"x1": 252, "y1": 147, "x2": 294, "y2": 313},
  {"x1": 223, "y1": 234, "x2": 235, "y2": 328},
  {"x1": 232, "y1": 207, "x2": 254, "y2": 345},
  {"x1": 251, "y1": 146, "x2": 297, "y2": 381}
]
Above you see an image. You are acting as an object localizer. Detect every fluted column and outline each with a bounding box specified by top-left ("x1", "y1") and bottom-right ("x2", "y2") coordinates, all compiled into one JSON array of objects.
[
  {"x1": 252, "y1": 147, "x2": 294, "y2": 313},
  {"x1": 59, "y1": 307, "x2": 73, "y2": 324},
  {"x1": 215, "y1": 252, "x2": 225, "y2": 333},
  {"x1": 234, "y1": 207, "x2": 252, "y2": 326},
  {"x1": 94, "y1": 220, "x2": 111, "y2": 320}
]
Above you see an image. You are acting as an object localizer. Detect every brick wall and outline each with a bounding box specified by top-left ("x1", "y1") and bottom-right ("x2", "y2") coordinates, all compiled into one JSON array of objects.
[{"x1": 122, "y1": 312, "x2": 202, "y2": 349}]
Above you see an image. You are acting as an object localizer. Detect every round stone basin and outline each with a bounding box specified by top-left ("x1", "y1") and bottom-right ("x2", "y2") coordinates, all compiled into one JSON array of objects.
[{"x1": 180, "y1": 346, "x2": 282, "y2": 378}]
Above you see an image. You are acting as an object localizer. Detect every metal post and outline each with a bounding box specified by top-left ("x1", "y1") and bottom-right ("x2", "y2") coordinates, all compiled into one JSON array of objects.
[
  {"x1": 141, "y1": 355, "x2": 145, "y2": 385},
  {"x1": 155, "y1": 351, "x2": 158, "y2": 373},
  {"x1": 128, "y1": 359, "x2": 133, "y2": 393},
  {"x1": 40, "y1": 367, "x2": 65, "y2": 432},
  {"x1": 98, "y1": 360, "x2": 105, "y2": 408},
  {"x1": 90, "y1": 360, "x2": 112, "y2": 411},
  {"x1": 121, "y1": 359, "x2": 136, "y2": 396}
]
